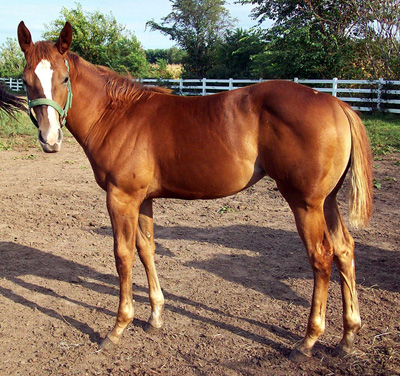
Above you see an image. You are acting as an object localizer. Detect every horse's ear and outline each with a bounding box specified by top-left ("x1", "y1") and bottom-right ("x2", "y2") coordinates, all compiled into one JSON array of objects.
[
  {"x1": 18, "y1": 21, "x2": 33, "y2": 54},
  {"x1": 55, "y1": 22, "x2": 72, "y2": 55}
]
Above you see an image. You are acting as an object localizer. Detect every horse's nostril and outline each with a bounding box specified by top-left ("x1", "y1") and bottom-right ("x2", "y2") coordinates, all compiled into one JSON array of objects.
[{"x1": 58, "y1": 128, "x2": 63, "y2": 143}]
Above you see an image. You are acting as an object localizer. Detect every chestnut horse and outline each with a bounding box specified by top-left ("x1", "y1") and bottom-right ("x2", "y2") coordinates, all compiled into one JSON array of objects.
[{"x1": 17, "y1": 21, "x2": 373, "y2": 360}]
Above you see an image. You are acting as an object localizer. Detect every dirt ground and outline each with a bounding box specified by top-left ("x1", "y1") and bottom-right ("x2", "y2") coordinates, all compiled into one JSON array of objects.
[{"x1": 0, "y1": 138, "x2": 399, "y2": 376}]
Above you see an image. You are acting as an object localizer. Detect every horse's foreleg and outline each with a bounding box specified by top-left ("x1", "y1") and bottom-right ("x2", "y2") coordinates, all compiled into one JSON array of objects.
[
  {"x1": 100, "y1": 186, "x2": 142, "y2": 349},
  {"x1": 325, "y1": 197, "x2": 361, "y2": 356},
  {"x1": 136, "y1": 199, "x2": 164, "y2": 331},
  {"x1": 290, "y1": 205, "x2": 334, "y2": 360}
]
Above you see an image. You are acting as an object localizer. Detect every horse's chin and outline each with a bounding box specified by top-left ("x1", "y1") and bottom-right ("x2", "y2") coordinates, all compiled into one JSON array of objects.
[{"x1": 40, "y1": 142, "x2": 62, "y2": 153}]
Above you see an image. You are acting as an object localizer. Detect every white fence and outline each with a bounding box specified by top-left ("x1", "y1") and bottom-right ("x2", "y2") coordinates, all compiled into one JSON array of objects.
[
  {"x1": 141, "y1": 77, "x2": 400, "y2": 114},
  {"x1": 2, "y1": 77, "x2": 400, "y2": 113},
  {"x1": 0, "y1": 77, "x2": 24, "y2": 92}
]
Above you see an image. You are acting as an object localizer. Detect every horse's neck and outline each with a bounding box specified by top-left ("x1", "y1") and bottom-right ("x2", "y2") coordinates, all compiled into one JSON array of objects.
[{"x1": 66, "y1": 59, "x2": 108, "y2": 148}]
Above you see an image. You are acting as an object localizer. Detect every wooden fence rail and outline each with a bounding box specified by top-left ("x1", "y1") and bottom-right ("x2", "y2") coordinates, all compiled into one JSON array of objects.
[{"x1": 2, "y1": 77, "x2": 399, "y2": 113}]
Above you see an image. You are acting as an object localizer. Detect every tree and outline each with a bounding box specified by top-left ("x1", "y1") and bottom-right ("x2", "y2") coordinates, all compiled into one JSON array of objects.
[
  {"x1": 145, "y1": 47, "x2": 186, "y2": 64},
  {"x1": 207, "y1": 28, "x2": 266, "y2": 78},
  {"x1": 0, "y1": 38, "x2": 25, "y2": 78},
  {"x1": 147, "y1": 0, "x2": 235, "y2": 77},
  {"x1": 107, "y1": 36, "x2": 150, "y2": 77},
  {"x1": 42, "y1": 3, "x2": 149, "y2": 77},
  {"x1": 356, "y1": 0, "x2": 400, "y2": 79},
  {"x1": 237, "y1": 0, "x2": 364, "y2": 78},
  {"x1": 238, "y1": 0, "x2": 400, "y2": 79}
]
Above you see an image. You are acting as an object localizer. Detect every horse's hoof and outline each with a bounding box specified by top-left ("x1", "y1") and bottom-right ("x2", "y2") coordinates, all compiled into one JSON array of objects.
[
  {"x1": 144, "y1": 322, "x2": 162, "y2": 334},
  {"x1": 333, "y1": 344, "x2": 353, "y2": 358},
  {"x1": 99, "y1": 336, "x2": 118, "y2": 351},
  {"x1": 289, "y1": 347, "x2": 312, "y2": 362}
]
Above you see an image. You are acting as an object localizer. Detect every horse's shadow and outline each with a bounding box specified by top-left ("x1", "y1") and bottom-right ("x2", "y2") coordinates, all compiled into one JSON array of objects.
[
  {"x1": 152, "y1": 223, "x2": 400, "y2": 296},
  {"x1": 96, "y1": 222, "x2": 400, "y2": 297},
  {"x1": 0, "y1": 219, "x2": 397, "y2": 352},
  {"x1": 0, "y1": 241, "x2": 295, "y2": 354}
]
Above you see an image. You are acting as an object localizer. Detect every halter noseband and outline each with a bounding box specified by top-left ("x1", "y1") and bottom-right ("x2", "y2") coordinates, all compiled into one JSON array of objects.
[{"x1": 27, "y1": 59, "x2": 73, "y2": 128}]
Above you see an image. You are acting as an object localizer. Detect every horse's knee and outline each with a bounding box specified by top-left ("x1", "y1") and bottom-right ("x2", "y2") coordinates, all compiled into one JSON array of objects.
[
  {"x1": 308, "y1": 317, "x2": 326, "y2": 339},
  {"x1": 117, "y1": 301, "x2": 134, "y2": 325}
]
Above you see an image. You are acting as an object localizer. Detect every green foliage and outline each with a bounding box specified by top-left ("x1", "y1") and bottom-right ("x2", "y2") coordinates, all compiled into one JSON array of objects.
[
  {"x1": 107, "y1": 36, "x2": 149, "y2": 78},
  {"x1": 145, "y1": 47, "x2": 186, "y2": 64},
  {"x1": 373, "y1": 178, "x2": 382, "y2": 189},
  {"x1": 239, "y1": 0, "x2": 400, "y2": 80},
  {"x1": 148, "y1": 59, "x2": 174, "y2": 79},
  {"x1": 207, "y1": 28, "x2": 266, "y2": 78},
  {"x1": 42, "y1": 3, "x2": 149, "y2": 77},
  {"x1": 147, "y1": 0, "x2": 235, "y2": 78},
  {"x1": 357, "y1": 0, "x2": 400, "y2": 80},
  {"x1": 0, "y1": 38, "x2": 25, "y2": 78},
  {"x1": 252, "y1": 25, "x2": 361, "y2": 79}
]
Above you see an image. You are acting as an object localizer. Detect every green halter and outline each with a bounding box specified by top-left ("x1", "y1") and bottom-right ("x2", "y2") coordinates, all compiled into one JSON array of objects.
[{"x1": 27, "y1": 59, "x2": 73, "y2": 128}]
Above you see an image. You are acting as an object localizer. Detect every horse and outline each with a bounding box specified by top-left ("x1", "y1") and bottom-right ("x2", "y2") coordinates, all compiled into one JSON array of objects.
[
  {"x1": 0, "y1": 84, "x2": 26, "y2": 118},
  {"x1": 17, "y1": 21, "x2": 373, "y2": 360}
]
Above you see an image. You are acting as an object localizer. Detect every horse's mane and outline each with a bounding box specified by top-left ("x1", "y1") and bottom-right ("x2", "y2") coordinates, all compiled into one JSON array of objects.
[
  {"x1": 25, "y1": 42, "x2": 172, "y2": 105},
  {"x1": 66, "y1": 51, "x2": 172, "y2": 105}
]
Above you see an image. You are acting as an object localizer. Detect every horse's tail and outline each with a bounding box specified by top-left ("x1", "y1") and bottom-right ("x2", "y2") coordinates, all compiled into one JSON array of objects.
[
  {"x1": 0, "y1": 84, "x2": 26, "y2": 118},
  {"x1": 341, "y1": 103, "x2": 373, "y2": 228}
]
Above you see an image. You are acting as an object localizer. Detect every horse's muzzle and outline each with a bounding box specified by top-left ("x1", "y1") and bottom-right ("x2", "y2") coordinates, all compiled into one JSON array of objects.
[{"x1": 38, "y1": 128, "x2": 63, "y2": 153}]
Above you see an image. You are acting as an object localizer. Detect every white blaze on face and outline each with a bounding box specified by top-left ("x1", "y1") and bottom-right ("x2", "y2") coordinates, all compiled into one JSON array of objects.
[{"x1": 34, "y1": 59, "x2": 60, "y2": 145}]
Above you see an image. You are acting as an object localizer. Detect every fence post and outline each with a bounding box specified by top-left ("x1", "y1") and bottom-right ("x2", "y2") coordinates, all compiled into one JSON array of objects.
[
  {"x1": 202, "y1": 78, "x2": 207, "y2": 96},
  {"x1": 179, "y1": 78, "x2": 183, "y2": 95},
  {"x1": 332, "y1": 77, "x2": 338, "y2": 97},
  {"x1": 377, "y1": 78, "x2": 384, "y2": 111},
  {"x1": 229, "y1": 78, "x2": 233, "y2": 90},
  {"x1": 294, "y1": 77, "x2": 298, "y2": 84}
]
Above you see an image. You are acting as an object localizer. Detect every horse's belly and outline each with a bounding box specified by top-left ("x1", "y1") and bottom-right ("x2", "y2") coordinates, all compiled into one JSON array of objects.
[{"x1": 155, "y1": 160, "x2": 265, "y2": 200}]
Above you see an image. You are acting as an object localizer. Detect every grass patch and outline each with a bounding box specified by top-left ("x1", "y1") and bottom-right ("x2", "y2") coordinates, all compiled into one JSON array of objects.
[
  {"x1": 0, "y1": 110, "x2": 75, "y2": 150},
  {"x1": 362, "y1": 113, "x2": 400, "y2": 156},
  {"x1": 0, "y1": 111, "x2": 38, "y2": 150}
]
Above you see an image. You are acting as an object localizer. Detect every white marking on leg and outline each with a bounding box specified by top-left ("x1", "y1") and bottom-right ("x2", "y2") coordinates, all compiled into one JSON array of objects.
[{"x1": 34, "y1": 60, "x2": 60, "y2": 145}]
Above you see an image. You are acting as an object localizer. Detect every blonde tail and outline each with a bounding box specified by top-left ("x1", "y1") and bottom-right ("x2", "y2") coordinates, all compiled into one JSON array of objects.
[{"x1": 341, "y1": 104, "x2": 373, "y2": 228}]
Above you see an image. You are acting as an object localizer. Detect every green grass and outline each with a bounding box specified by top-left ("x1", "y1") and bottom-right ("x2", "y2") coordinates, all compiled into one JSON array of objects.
[
  {"x1": 362, "y1": 113, "x2": 400, "y2": 156},
  {"x1": 0, "y1": 111, "x2": 38, "y2": 150}
]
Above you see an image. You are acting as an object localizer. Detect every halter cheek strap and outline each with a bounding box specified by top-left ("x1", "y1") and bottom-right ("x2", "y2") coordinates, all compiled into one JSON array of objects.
[{"x1": 27, "y1": 59, "x2": 73, "y2": 128}]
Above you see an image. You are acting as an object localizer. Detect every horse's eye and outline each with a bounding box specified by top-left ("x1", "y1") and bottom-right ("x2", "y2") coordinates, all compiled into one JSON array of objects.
[{"x1": 62, "y1": 76, "x2": 69, "y2": 84}]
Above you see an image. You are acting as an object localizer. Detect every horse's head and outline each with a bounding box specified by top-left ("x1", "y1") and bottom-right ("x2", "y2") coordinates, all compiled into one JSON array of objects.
[{"x1": 18, "y1": 21, "x2": 73, "y2": 153}]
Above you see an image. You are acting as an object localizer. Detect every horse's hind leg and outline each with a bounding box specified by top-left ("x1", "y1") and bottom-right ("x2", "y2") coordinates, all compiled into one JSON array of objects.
[
  {"x1": 136, "y1": 199, "x2": 165, "y2": 331},
  {"x1": 288, "y1": 203, "x2": 335, "y2": 360},
  {"x1": 324, "y1": 194, "x2": 361, "y2": 356}
]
